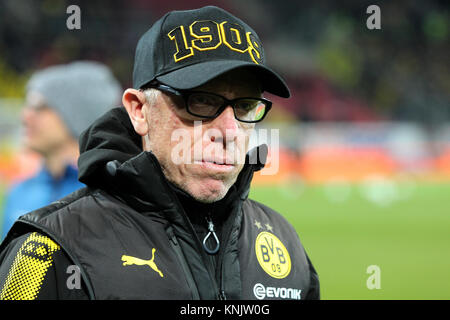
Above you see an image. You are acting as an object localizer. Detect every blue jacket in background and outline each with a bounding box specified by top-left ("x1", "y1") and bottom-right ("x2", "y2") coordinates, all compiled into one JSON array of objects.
[{"x1": 1, "y1": 164, "x2": 84, "y2": 240}]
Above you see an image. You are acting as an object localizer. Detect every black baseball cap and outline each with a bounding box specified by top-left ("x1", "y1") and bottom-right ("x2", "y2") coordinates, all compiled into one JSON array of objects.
[{"x1": 132, "y1": 6, "x2": 290, "y2": 98}]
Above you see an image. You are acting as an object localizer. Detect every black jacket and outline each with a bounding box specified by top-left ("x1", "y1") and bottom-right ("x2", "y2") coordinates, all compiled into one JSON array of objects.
[{"x1": 0, "y1": 107, "x2": 319, "y2": 300}]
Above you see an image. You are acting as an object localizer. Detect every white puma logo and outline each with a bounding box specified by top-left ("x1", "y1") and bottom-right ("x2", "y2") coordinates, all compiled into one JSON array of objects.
[{"x1": 121, "y1": 248, "x2": 164, "y2": 278}]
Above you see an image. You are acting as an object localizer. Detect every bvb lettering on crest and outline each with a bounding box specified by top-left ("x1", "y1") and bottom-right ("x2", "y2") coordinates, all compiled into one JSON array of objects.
[{"x1": 255, "y1": 231, "x2": 291, "y2": 279}]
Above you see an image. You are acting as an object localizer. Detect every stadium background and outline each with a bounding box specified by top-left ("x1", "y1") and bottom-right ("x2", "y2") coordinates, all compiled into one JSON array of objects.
[{"x1": 0, "y1": 0, "x2": 448, "y2": 299}]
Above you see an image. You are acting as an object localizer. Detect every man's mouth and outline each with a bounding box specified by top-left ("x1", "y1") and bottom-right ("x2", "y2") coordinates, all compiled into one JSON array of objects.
[
  {"x1": 192, "y1": 158, "x2": 236, "y2": 172},
  {"x1": 198, "y1": 158, "x2": 235, "y2": 165}
]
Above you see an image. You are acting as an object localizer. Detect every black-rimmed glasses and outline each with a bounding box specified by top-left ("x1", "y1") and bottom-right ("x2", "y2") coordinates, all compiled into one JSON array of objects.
[{"x1": 145, "y1": 83, "x2": 272, "y2": 123}]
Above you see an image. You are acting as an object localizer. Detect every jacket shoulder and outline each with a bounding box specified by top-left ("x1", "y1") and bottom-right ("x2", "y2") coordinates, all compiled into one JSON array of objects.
[
  {"x1": 21, "y1": 187, "x2": 92, "y2": 222},
  {"x1": 243, "y1": 198, "x2": 300, "y2": 237},
  {"x1": 1, "y1": 187, "x2": 103, "y2": 250}
]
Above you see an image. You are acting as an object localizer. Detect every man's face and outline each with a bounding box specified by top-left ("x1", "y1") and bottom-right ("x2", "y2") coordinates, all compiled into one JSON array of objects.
[
  {"x1": 143, "y1": 70, "x2": 260, "y2": 203},
  {"x1": 22, "y1": 92, "x2": 74, "y2": 157}
]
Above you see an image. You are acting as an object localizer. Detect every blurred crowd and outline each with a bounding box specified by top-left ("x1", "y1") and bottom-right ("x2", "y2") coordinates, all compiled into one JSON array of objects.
[{"x1": 0, "y1": 0, "x2": 448, "y2": 124}]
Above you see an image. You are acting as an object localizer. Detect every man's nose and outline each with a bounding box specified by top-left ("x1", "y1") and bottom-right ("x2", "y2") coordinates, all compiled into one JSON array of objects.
[
  {"x1": 21, "y1": 107, "x2": 35, "y2": 126},
  {"x1": 210, "y1": 106, "x2": 239, "y2": 143}
]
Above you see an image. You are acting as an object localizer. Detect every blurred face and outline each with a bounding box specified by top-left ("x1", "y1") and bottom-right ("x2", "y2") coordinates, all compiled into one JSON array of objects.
[
  {"x1": 22, "y1": 92, "x2": 74, "y2": 157},
  {"x1": 131, "y1": 70, "x2": 260, "y2": 203}
]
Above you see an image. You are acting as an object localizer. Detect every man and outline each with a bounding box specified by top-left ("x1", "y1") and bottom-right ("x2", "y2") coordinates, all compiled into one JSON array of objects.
[
  {"x1": 1, "y1": 61, "x2": 122, "y2": 239},
  {"x1": 0, "y1": 6, "x2": 319, "y2": 300}
]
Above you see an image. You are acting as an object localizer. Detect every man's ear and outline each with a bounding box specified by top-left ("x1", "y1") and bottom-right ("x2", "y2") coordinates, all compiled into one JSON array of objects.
[{"x1": 122, "y1": 88, "x2": 149, "y2": 136}]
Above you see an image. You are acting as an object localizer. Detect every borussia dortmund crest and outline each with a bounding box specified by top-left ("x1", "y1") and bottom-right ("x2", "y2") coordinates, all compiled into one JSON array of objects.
[{"x1": 255, "y1": 231, "x2": 291, "y2": 279}]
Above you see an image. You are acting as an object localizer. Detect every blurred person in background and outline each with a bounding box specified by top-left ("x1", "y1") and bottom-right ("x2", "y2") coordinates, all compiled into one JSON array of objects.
[{"x1": 1, "y1": 61, "x2": 122, "y2": 239}]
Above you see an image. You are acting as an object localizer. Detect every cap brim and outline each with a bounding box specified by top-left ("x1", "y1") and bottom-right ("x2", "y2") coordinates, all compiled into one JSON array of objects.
[{"x1": 156, "y1": 60, "x2": 290, "y2": 98}]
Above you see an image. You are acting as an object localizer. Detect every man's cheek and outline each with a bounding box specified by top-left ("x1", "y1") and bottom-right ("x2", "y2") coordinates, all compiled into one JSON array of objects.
[
  {"x1": 170, "y1": 127, "x2": 193, "y2": 165},
  {"x1": 226, "y1": 134, "x2": 250, "y2": 165}
]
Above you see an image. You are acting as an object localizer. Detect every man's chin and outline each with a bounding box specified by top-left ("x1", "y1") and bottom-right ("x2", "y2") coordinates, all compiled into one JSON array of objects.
[
  {"x1": 23, "y1": 142, "x2": 45, "y2": 156},
  {"x1": 181, "y1": 179, "x2": 232, "y2": 204},
  {"x1": 190, "y1": 186, "x2": 228, "y2": 204},
  {"x1": 192, "y1": 193, "x2": 225, "y2": 204}
]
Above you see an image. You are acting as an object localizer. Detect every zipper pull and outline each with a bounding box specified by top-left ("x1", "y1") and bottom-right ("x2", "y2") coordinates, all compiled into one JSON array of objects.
[
  {"x1": 219, "y1": 290, "x2": 227, "y2": 300},
  {"x1": 203, "y1": 215, "x2": 220, "y2": 255}
]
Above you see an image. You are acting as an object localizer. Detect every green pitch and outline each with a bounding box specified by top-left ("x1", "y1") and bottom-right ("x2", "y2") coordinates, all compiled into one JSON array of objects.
[{"x1": 249, "y1": 180, "x2": 450, "y2": 300}]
